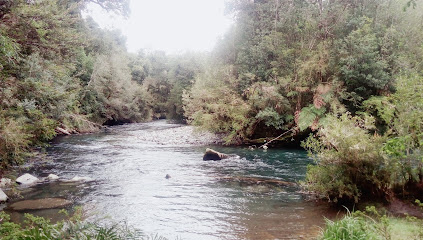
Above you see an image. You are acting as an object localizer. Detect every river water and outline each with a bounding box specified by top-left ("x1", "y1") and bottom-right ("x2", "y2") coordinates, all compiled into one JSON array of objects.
[{"x1": 4, "y1": 121, "x2": 339, "y2": 240}]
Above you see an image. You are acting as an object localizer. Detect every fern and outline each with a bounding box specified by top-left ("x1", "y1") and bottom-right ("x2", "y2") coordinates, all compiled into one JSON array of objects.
[{"x1": 298, "y1": 105, "x2": 326, "y2": 131}]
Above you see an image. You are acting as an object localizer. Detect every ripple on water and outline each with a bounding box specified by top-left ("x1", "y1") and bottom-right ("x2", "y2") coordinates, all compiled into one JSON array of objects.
[{"x1": 7, "y1": 120, "x2": 339, "y2": 240}]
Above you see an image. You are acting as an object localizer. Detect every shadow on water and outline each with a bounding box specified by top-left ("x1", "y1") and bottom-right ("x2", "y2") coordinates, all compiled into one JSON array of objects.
[{"x1": 4, "y1": 120, "x2": 342, "y2": 240}]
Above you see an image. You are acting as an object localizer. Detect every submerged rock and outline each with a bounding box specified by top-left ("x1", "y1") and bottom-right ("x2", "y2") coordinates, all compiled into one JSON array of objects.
[
  {"x1": 203, "y1": 148, "x2": 229, "y2": 161},
  {"x1": 8, "y1": 198, "x2": 72, "y2": 211},
  {"x1": 16, "y1": 173, "x2": 39, "y2": 185},
  {"x1": 0, "y1": 178, "x2": 12, "y2": 188},
  {"x1": 218, "y1": 176, "x2": 296, "y2": 187},
  {"x1": 0, "y1": 189, "x2": 8, "y2": 202},
  {"x1": 47, "y1": 174, "x2": 60, "y2": 181}
]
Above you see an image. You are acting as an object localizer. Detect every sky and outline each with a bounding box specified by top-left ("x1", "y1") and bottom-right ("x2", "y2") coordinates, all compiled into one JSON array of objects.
[{"x1": 84, "y1": 0, "x2": 233, "y2": 54}]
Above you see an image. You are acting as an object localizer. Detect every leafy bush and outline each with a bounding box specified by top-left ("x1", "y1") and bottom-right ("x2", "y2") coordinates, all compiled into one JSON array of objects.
[
  {"x1": 183, "y1": 67, "x2": 296, "y2": 143},
  {"x1": 0, "y1": 117, "x2": 32, "y2": 168},
  {"x1": 183, "y1": 67, "x2": 252, "y2": 144},
  {"x1": 338, "y1": 17, "x2": 394, "y2": 107},
  {"x1": 89, "y1": 53, "x2": 153, "y2": 124},
  {"x1": 302, "y1": 113, "x2": 390, "y2": 203},
  {"x1": 364, "y1": 76, "x2": 423, "y2": 190}
]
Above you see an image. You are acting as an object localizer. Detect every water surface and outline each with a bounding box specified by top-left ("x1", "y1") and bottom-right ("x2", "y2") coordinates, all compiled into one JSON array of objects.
[{"x1": 5, "y1": 121, "x2": 339, "y2": 239}]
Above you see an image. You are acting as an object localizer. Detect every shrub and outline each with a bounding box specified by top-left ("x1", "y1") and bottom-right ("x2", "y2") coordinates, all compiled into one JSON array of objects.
[
  {"x1": 0, "y1": 117, "x2": 32, "y2": 168},
  {"x1": 89, "y1": 53, "x2": 153, "y2": 124},
  {"x1": 364, "y1": 76, "x2": 423, "y2": 191},
  {"x1": 183, "y1": 67, "x2": 251, "y2": 144},
  {"x1": 302, "y1": 113, "x2": 390, "y2": 203}
]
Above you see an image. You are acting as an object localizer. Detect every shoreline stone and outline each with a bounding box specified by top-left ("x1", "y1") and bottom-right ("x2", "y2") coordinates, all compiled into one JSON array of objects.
[
  {"x1": 0, "y1": 189, "x2": 8, "y2": 202},
  {"x1": 16, "y1": 173, "x2": 39, "y2": 185},
  {"x1": 8, "y1": 198, "x2": 72, "y2": 211}
]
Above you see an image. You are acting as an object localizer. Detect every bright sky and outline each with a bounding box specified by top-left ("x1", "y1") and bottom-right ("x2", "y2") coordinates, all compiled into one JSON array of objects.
[{"x1": 84, "y1": 0, "x2": 233, "y2": 53}]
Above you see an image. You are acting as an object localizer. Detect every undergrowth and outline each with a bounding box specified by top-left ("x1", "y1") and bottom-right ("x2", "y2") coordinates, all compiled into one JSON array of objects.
[
  {"x1": 0, "y1": 209, "x2": 174, "y2": 240},
  {"x1": 320, "y1": 205, "x2": 423, "y2": 240}
]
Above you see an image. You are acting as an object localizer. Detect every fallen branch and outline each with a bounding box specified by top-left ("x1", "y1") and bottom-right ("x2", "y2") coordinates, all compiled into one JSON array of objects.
[
  {"x1": 258, "y1": 127, "x2": 297, "y2": 149},
  {"x1": 65, "y1": 113, "x2": 105, "y2": 128},
  {"x1": 55, "y1": 127, "x2": 71, "y2": 135}
]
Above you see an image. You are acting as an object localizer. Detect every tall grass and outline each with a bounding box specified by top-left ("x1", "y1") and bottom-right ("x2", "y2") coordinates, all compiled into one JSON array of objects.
[
  {"x1": 320, "y1": 213, "x2": 381, "y2": 240},
  {"x1": 320, "y1": 206, "x2": 423, "y2": 240},
  {"x1": 0, "y1": 211, "x2": 175, "y2": 240}
]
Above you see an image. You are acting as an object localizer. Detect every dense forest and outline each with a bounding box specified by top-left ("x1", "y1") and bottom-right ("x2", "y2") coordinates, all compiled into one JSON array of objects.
[
  {"x1": 185, "y1": 0, "x2": 423, "y2": 204},
  {"x1": 0, "y1": 0, "x2": 205, "y2": 169},
  {"x1": 1, "y1": 0, "x2": 423, "y2": 205}
]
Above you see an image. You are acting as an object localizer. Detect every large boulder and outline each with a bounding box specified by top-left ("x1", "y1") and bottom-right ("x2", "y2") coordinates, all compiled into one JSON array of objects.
[
  {"x1": 203, "y1": 148, "x2": 229, "y2": 161},
  {"x1": 0, "y1": 189, "x2": 8, "y2": 202},
  {"x1": 16, "y1": 173, "x2": 39, "y2": 185}
]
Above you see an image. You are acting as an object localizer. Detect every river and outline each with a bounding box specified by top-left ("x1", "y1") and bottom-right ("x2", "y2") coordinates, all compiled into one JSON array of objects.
[{"x1": 4, "y1": 120, "x2": 339, "y2": 240}]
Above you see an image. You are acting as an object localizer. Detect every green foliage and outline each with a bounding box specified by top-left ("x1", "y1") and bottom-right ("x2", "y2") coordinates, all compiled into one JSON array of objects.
[
  {"x1": 0, "y1": 117, "x2": 32, "y2": 168},
  {"x1": 185, "y1": 0, "x2": 423, "y2": 142},
  {"x1": 75, "y1": 48, "x2": 95, "y2": 84},
  {"x1": 89, "y1": 52, "x2": 152, "y2": 123},
  {"x1": 321, "y1": 212, "x2": 381, "y2": 240},
  {"x1": 0, "y1": 0, "x2": 153, "y2": 168},
  {"x1": 298, "y1": 105, "x2": 326, "y2": 131},
  {"x1": 383, "y1": 76, "x2": 423, "y2": 186},
  {"x1": 362, "y1": 96, "x2": 395, "y2": 126},
  {"x1": 302, "y1": 113, "x2": 389, "y2": 203},
  {"x1": 338, "y1": 17, "x2": 394, "y2": 107},
  {"x1": 0, "y1": 211, "x2": 143, "y2": 240},
  {"x1": 303, "y1": 75, "x2": 423, "y2": 202},
  {"x1": 183, "y1": 67, "x2": 251, "y2": 144},
  {"x1": 321, "y1": 206, "x2": 423, "y2": 240},
  {"x1": 255, "y1": 107, "x2": 285, "y2": 130},
  {"x1": 364, "y1": 76, "x2": 423, "y2": 187},
  {"x1": 0, "y1": 31, "x2": 20, "y2": 68}
]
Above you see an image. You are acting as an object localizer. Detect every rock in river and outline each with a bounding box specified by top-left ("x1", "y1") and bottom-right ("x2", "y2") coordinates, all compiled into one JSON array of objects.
[
  {"x1": 8, "y1": 198, "x2": 72, "y2": 211},
  {"x1": 69, "y1": 176, "x2": 92, "y2": 182},
  {"x1": 0, "y1": 189, "x2": 8, "y2": 202},
  {"x1": 203, "y1": 148, "x2": 229, "y2": 161},
  {"x1": 16, "y1": 173, "x2": 39, "y2": 185},
  {"x1": 47, "y1": 174, "x2": 60, "y2": 181}
]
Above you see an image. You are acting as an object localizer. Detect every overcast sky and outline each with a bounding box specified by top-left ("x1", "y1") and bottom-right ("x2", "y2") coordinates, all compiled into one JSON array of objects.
[{"x1": 84, "y1": 0, "x2": 233, "y2": 53}]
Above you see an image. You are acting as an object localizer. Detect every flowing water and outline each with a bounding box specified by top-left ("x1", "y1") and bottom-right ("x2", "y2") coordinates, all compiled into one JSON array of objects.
[{"x1": 3, "y1": 121, "x2": 340, "y2": 240}]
